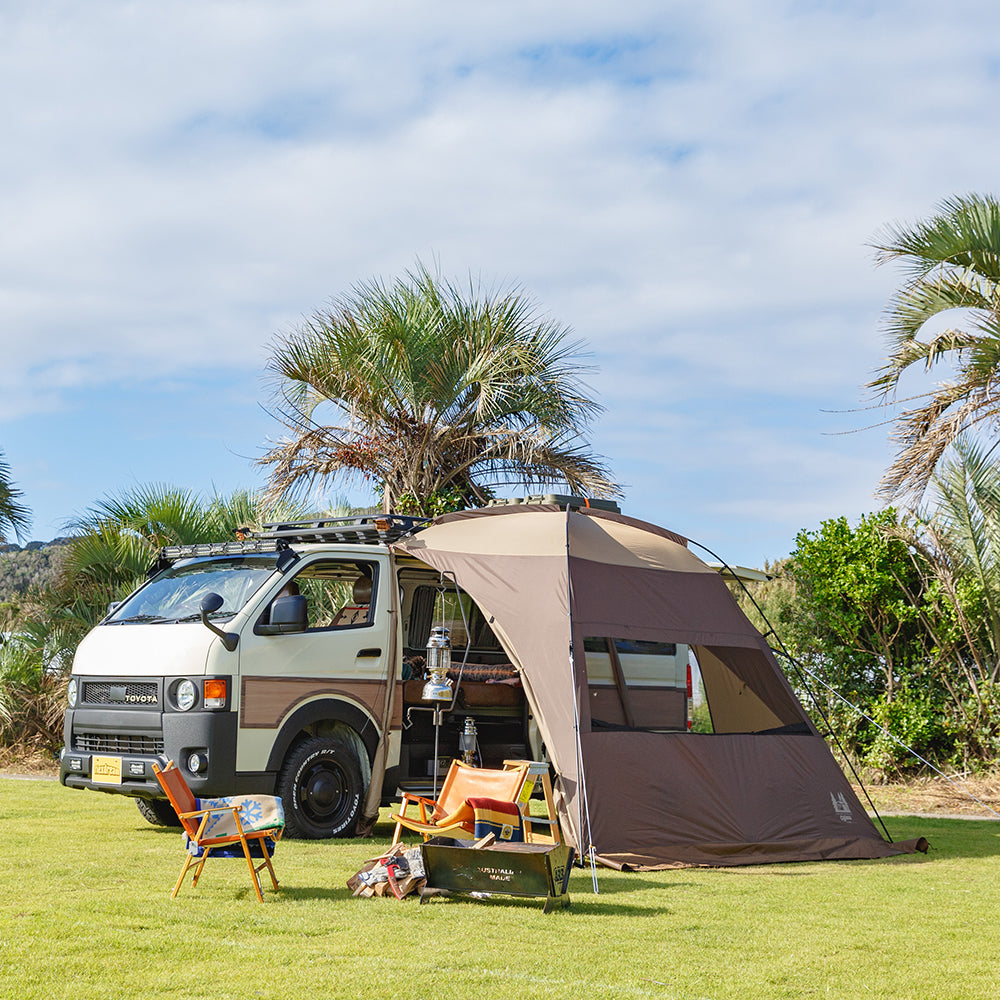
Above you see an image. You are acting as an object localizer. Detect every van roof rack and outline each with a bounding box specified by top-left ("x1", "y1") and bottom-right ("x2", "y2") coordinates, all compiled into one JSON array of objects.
[
  {"x1": 155, "y1": 515, "x2": 431, "y2": 568},
  {"x1": 160, "y1": 539, "x2": 283, "y2": 561},
  {"x1": 255, "y1": 515, "x2": 431, "y2": 546},
  {"x1": 157, "y1": 502, "x2": 618, "y2": 566}
]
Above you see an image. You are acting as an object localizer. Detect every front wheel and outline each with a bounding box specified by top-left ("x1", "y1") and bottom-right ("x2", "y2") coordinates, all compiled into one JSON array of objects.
[
  {"x1": 277, "y1": 736, "x2": 364, "y2": 839},
  {"x1": 134, "y1": 796, "x2": 181, "y2": 827}
]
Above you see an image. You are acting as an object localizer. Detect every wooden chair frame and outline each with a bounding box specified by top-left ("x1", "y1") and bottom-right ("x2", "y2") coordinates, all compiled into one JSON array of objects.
[
  {"x1": 153, "y1": 760, "x2": 282, "y2": 903},
  {"x1": 503, "y1": 759, "x2": 562, "y2": 846}
]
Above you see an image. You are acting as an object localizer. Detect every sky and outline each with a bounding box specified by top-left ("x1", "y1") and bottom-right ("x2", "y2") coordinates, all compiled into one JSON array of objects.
[{"x1": 3, "y1": 0, "x2": 1000, "y2": 568}]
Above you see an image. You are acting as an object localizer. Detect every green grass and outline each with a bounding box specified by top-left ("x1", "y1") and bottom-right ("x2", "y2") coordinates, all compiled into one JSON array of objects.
[{"x1": 2, "y1": 779, "x2": 999, "y2": 1000}]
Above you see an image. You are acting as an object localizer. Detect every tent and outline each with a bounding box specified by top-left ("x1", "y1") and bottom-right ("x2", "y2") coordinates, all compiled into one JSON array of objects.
[{"x1": 394, "y1": 504, "x2": 924, "y2": 869}]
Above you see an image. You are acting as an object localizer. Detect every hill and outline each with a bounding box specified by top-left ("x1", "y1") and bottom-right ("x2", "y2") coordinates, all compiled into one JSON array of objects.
[{"x1": 0, "y1": 539, "x2": 71, "y2": 602}]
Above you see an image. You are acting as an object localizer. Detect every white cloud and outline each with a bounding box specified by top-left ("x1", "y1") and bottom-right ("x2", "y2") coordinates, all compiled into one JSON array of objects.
[{"x1": 3, "y1": 0, "x2": 1000, "y2": 557}]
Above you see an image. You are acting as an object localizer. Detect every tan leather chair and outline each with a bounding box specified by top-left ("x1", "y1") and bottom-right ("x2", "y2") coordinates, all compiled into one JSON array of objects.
[{"x1": 390, "y1": 760, "x2": 529, "y2": 844}]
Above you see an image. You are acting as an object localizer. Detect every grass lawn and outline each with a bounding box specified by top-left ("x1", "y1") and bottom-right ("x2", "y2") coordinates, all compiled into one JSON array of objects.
[{"x1": 1, "y1": 778, "x2": 998, "y2": 1000}]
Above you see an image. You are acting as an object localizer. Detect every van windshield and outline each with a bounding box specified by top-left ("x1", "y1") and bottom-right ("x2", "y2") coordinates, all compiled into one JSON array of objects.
[{"x1": 105, "y1": 556, "x2": 279, "y2": 625}]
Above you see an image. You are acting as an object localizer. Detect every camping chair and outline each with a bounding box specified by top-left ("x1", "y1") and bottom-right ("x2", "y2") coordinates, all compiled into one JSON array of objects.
[
  {"x1": 390, "y1": 760, "x2": 529, "y2": 844},
  {"x1": 152, "y1": 760, "x2": 284, "y2": 903}
]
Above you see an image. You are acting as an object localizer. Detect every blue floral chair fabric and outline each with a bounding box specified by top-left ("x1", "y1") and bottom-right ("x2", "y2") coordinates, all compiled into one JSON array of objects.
[{"x1": 182, "y1": 794, "x2": 284, "y2": 858}]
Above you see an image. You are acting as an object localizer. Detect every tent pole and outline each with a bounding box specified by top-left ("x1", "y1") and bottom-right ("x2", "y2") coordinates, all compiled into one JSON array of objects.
[
  {"x1": 570, "y1": 653, "x2": 599, "y2": 892},
  {"x1": 565, "y1": 507, "x2": 600, "y2": 893}
]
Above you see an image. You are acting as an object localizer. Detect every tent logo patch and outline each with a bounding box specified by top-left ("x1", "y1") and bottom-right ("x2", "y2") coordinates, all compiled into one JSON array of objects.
[{"x1": 830, "y1": 792, "x2": 854, "y2": 823}]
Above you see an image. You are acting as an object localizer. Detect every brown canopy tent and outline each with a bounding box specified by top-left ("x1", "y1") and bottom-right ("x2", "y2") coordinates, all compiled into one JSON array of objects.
[{"x1": 393, "y1": 505, "x2": 924, "y2": 870}]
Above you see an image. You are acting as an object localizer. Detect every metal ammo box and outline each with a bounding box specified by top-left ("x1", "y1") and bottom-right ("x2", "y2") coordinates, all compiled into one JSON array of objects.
[{"x1": 419, "y1": 841, "x2": 574, "y2": 912}]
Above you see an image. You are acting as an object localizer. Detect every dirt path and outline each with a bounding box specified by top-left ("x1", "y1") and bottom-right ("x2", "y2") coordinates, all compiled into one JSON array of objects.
[{"x1": 852, "y1": 775, "x2": 1000, "y2": 819}]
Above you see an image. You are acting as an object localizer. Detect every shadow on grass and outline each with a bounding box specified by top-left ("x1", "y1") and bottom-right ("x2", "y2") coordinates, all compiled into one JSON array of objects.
[
  {"x1": 402, "y1": 892, "x2": 679, "y2": 917},
  {"x1": 571, "y1": 872, "x2": 698, "y2": 894},
  {"x1": 271, "y1": 885, "x2": 348, "y2": 902}
]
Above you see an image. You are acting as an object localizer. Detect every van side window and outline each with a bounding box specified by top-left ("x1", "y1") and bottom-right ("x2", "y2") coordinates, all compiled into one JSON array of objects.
[
  {"x1": 282, "y1": 560, "x2": 377, "y2": 631},
  {"x1": 408, "y1": 585, "x2": 436, "y2": 648}
]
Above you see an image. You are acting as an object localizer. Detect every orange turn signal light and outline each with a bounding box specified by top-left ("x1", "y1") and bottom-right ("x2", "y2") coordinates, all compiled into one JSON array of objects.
[{"x1": 204, "y1": 678, "x2": 227, "y2": 708}]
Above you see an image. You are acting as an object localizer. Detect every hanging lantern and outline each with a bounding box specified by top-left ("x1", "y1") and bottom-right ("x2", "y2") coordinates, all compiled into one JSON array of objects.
[
  {"x1": 422, "y1": 625, "x2": 453, "y2": 702},
  {"x1": 458, "y1": 716, "x2": 478, "y2": 766}
]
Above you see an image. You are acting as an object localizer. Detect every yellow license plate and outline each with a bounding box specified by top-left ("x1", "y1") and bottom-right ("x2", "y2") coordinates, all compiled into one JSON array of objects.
[{"x1": 91, "y1": 755, "x2": 122, "y2": 784}]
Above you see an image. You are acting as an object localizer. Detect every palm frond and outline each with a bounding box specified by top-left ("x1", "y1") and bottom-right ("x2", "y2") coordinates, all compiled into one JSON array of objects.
[
  {"x1": 875, "y1": 383, "x2": 1000, "y2": 499},
  {"x1": 67, "y1": 483, "x2": 215, "y2": 546},
  {"x1": 917, "y1": 435, "x2": 1000, "y2": 660},
  {"x1": 880, "y1": 272, "x2": 995, "y2": 351},
  {"x1": 872, "y1": 193, "x2": 1000, "y2": 282},
  {"x1": 868, "y1": 325, "x2": 985, "y2": 399},
  {"x1": 869, "y1": 194, "x2": 1000, "y2": 498},
  {"x1": 259, "y1": 261, "x2": 617, "y2": 509},
  {"x1": 0, "y1": 448, "x2": 31, "y2": 544}
]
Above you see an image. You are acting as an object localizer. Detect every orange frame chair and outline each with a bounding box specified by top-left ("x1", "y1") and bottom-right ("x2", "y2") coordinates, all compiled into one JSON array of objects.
[
  {"x1": 153, "y1": 760, "x2": 283, "y2": 903},
  {"x1": 390, "y1": 760, "x2": 529, "y2": 844}
]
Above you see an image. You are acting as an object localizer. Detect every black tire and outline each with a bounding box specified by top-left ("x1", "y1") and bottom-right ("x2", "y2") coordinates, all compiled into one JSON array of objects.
[
  {"x1": 134, "y1": 796, "x2": 181, "y2": 827},
  {"x1": 277, "y1": 736, "x2": 364, "y2": 839}
]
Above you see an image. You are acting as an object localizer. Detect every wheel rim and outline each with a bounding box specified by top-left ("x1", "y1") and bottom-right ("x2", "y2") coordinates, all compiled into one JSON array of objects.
[{"x1": 297, "y1": 757, "x2": 350, "y2": 825}]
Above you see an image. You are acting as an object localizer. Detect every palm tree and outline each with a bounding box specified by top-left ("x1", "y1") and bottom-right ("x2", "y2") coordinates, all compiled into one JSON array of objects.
[
  {"x1": 259, "y1": 263, "x2": 620, "y2": 514},
  {"x1": 59, "y1": 484, "x2": 307, "y2": 609},
  {"x1": 0, "y1": 448, "x2": 30, "y2": 544},
  {"x1": 867, "y1": 193, "x2": 1000, "y2": 499},
  {"x1": 893, "y1": 436, "x2": 1000, "y2": 758}
]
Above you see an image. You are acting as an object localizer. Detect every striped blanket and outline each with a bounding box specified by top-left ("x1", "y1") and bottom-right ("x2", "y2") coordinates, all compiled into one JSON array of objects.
[{"x1": 467, "y1": 796, "x2": 523, "y2": 842}]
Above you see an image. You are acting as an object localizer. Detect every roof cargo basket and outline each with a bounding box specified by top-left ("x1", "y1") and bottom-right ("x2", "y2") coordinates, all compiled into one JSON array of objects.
[
  {"x1": 487, "y1": 494, "x2": 621, "y2": 513},
  {"x1": 256, "y1": 515, "x2": 431, "y2": 545}
]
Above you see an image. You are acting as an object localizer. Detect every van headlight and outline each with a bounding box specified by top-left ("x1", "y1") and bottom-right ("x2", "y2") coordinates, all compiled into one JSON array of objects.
[
  {"x1": 67, "y1": 678, "x2": 78, "y2": 708},
  {"x1": 174, "y1": 679, "x2": 197, "y2": 712}
]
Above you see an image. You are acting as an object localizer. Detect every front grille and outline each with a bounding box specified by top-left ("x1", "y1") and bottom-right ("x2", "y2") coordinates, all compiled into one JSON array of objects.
[
  {"x1": 83, "y1": 681, "x2": 159, "y2": 707},
  {"x1": 74, "y1": 732, "x2": 165, "y2": 755}
]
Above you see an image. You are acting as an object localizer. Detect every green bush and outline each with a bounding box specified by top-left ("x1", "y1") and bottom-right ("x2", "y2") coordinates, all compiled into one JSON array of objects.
[
  {"x1": 953, "y1": 682, "x2": 1000, "y2": 768},
  {"x1": 861, "y1": 688, "x2": 957, "y2": 777},
  {"x1": 0, "y1": 638, "x2": 67, "y2": 753}
]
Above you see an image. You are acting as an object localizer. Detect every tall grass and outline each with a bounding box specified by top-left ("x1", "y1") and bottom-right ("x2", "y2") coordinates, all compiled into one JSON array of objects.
[
  {"x1": 0, "y1": 643, "x2": 67, "y2": 753},
  {"x1": 2, "y1": 778, "x2": 999, "y2": 999}
]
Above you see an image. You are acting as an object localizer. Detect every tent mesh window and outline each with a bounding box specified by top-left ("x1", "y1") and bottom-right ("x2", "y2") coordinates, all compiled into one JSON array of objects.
[{"x1": 583, "y1": 637, "x2": 687, "y2": 732}]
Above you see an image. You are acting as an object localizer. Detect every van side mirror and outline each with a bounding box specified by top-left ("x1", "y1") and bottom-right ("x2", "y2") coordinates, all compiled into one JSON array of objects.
[
  {"x1": 200, "y1": 592, "x2": 224, "y2": 614},
  {"x1": 258, "y1": 594, "x2": 308, "y2": 635},
  {"x1": 198, "y1": 592, "x2": 239, "y2": 652}
]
